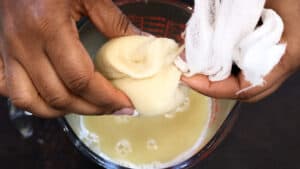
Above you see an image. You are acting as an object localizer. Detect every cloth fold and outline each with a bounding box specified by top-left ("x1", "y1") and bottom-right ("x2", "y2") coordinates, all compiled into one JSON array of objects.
[{"x1": 183, "y1": 0, "x2": 286, "y2": 91}]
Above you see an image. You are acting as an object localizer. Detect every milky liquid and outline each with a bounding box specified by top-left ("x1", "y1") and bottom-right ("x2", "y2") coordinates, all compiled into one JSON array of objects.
[{"x1": 82, "y1": 89, "x2": 211, "y2": 168}]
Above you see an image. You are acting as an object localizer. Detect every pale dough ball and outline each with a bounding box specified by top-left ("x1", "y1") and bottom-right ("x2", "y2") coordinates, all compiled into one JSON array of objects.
[{"x1": 96, "y1": 35, "x2": 187, "y2": 116}]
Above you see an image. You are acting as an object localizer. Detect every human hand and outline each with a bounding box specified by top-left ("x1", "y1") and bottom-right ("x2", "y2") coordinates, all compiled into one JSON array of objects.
[
  {"x1": 181, "y1": 0, "x2": 300, "y2": 102},
  {"x1": 0, "y1": 0, "x2": 142, "y2": 117}
]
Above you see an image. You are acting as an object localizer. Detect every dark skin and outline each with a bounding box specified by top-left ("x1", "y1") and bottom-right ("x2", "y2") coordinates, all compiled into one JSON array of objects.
[
  {"x1": 182, "y1": 0, "x2": 300, "y2": 102},
  {"x1": 0, "y1": 0, "x2": 299, "y2": 118},
  {"x1": 0, "y1": 0, "x2": 142, "y2": 117}
]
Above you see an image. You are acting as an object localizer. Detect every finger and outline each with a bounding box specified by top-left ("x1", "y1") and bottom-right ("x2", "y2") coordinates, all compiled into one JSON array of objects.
[
  {"x1": 45, "y1": 24, "x2": 132, "y2": 112},
  {"x1": 16, "y1": 48, "x2": 106, "y2": 115},
  {"x1": 236, "y1": 57, "x2": 292, "y2": 100},
  {"x1": 181, "y1": 74, "x2": 242, "y2": 99},
  {"x1": 181, "y1": 55, "x2": 290, "y2": 100},
  {"x1": 181, "y1": 72, "x2": 275, "y2": 100},
  {"x1": 0, "y1": 53, "x2": 7, "y2": 96},
  {"x1": 82, "y1": 0, "x2": 142, "y2": 37},
  {"x1": 242, "y1": 69, "x2": 292, "y2": 102},
  {"x1": 4, "y1": 58, "x2": 64, "y2": 118},
  {"x1": 243, "y1": 79, "x2": 283, "y2": 102}
]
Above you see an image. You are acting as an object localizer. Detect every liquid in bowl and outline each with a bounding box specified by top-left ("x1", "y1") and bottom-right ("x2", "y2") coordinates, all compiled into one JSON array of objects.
[{"x1": 60, "y1": 1, "x2": 238, "y2": 168}]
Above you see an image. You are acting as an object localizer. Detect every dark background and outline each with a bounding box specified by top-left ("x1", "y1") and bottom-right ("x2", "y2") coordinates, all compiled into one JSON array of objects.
[{"x1": 0, "y1": 72, "x2": 299, "y2": 169}]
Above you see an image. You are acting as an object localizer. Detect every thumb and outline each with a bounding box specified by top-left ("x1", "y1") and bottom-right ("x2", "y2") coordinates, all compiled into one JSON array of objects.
[{"x1": 82, "y1": 0, "x2": 142, "y2": 38}]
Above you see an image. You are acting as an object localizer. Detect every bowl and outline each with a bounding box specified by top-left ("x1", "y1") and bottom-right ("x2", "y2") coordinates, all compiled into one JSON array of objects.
[{"x1": 59, "y1": 0, "x2": 239, "y2": 168}]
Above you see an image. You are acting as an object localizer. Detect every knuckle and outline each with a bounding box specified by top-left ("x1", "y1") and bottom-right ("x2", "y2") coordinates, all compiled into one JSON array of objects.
[
  {"x1": 114, "y1": 14, "x2": 131, "y2": 35},
  {"x1": 10, "y1": 93, "x2": 33, "y2": 111},
  {"x1": 100, "y1": 101, "x2": 114, "y2": 111},
  {"x1": 37, "y1": 18, "x2": 52, "y2": 34},
  {"x1": 82, "y1": 0, "x2": 97, "y2": 13},
  {"x1": 236, "y1": 91, "x2": 252, "y2": 100},
  {"x1": 65, "y1": 70, "x2": 93, "y2": 93},
  {"x1": 45, "y1": 93, "x2": 72, "y2": 109}
]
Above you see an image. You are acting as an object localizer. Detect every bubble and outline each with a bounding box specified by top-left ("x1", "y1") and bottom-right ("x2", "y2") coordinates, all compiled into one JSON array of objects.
[
  {"x1": 115, "y1": 139, "x2": 132, "y2": 156},
  {"x1": 146, "y1": 139, "x2": 158, "y2": 151}
]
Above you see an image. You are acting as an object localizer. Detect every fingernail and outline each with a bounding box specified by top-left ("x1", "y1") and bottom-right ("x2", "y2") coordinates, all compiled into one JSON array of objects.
[{"x1": 113, "y1": 108, "x2": 135, "y2": 115}]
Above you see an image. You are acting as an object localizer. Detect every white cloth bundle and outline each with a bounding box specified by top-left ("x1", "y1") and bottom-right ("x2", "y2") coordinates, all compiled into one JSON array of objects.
[{"x1": 183, "y1": 0, "x2": 286, "y2": 91}]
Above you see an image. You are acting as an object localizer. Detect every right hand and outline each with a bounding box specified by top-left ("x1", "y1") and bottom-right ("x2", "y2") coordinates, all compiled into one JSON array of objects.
[
  {"x1": 0, "y1": 0, "x2": 142, "y2": 117},
  {"x1": 181, "y1": 0, "x2": 300, "y2": 102}
]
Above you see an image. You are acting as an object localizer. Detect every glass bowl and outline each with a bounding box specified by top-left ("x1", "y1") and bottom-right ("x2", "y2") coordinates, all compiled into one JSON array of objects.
[{"x1": 59, "y1": 0, "x2": 239, "y2": 168}]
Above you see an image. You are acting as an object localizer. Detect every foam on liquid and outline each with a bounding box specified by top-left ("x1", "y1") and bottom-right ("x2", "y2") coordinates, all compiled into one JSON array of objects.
[{"x1": 81, "y1": 89, "x2": 211, "y2": 169}]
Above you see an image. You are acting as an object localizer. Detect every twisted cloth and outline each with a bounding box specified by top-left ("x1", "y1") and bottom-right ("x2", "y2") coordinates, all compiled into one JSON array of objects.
[{"x1": 183, "y1": 0, "x2": 286, "y2": 91}]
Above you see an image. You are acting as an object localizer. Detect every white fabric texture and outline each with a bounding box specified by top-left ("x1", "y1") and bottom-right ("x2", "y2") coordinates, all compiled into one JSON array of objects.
[{"x1": 184, "y1": 0, "x2": 286, "y2": 90}]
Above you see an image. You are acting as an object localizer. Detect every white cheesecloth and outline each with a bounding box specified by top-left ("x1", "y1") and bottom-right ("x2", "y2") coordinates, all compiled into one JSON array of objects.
[{"x1": 182, "y1": 0, "x2": 286, "y2": 92}]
